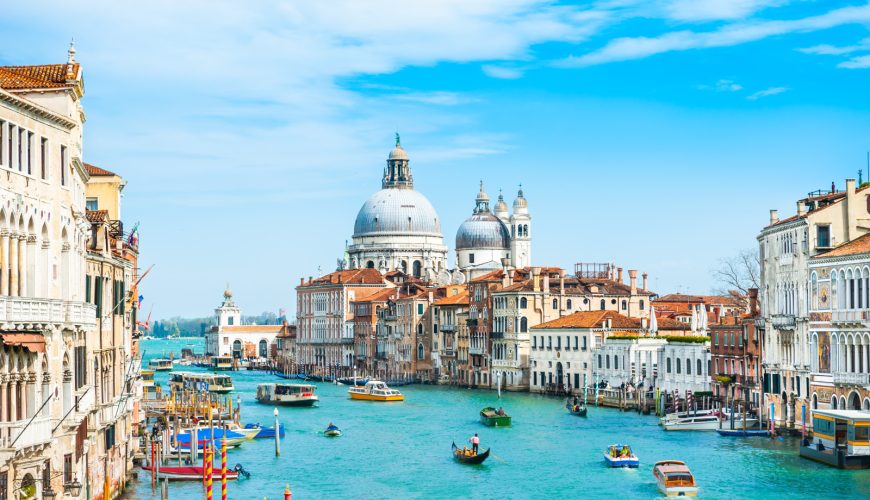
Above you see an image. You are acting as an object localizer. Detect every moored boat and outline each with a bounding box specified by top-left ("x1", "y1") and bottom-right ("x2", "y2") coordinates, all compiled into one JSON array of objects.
[
  {"x1": 348, "y1": 381, "x2": 404, "y2": 402},
  {"x1": 211, "y1": 356, "x2": 234, "y2": 371},
  {"x1": 659, "y1": 408, "x2": 718, "y2": 425},
  {"x1": 244, "y1": 423, "x2": 284, "y2": 439},
  {"x1": 149, "y1": 358, "x2": 173, "y2": 371},
  {"x1": 338, "y1": 377, "x2": 368, "y2": 386},
  {"x1": 717, "y1": 429, "x2": 770, "y2": 437},
  {"x1": 603, "y1": 444, "x2": 639, "y2": 468},
  {"x1": 800, "y1": 409, "x2": 870, "y2": 469},
  {"x1": 653, "y1": 460, "x2": 698, "y2": 497},
  {"x1": 452, "y1": 442, "x2": 490, "y2": 464},
  {"x1": 227, "y1": 424, "x2": 261, "y2": 440},
  {"x1": 169, "y1": 372, "x2": 234, "y2": 393},
  {"x1": 662, "y1": 412, "x2": 726, "y2": 431},
  {"x1": 480, "y1": 407, "x2": 511, "y2": 427},
  {"x1": 141, "y1": 465, "x2": 240, "y2": 481},
  {"x1": 256, "y1": 383, "x2": 319, "y2": 406}
]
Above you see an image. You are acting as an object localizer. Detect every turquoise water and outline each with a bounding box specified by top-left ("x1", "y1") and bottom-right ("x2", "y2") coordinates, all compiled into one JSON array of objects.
[{"x1": 129, "y1": 339, "x2": 868, "y2": 499}]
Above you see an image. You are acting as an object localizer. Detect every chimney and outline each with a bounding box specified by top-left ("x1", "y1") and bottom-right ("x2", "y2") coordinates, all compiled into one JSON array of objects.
[
  {"x1": 846, "y1": 178, "x2": 857, "y2": 241},
  {"x1": 300, "y1": 277, "x2": 304, "y2": 286},
  {"x1": 796, "y1": 201, "x2": 807, "y2": 217},
  {"x1": 769, "y1": 209, "x2": 779, "y2": 226},
  {"x1": 642, "y1": 272, "x2": 648, "y2": 291},
  {"x1": 617, "y1": 267, "x2": 623, "y2": 283},
  {"x1": 543, "y1": 273, "x2": 550, "y2": 294},
  {"x1": 629, "y1": 270, "x2": 638, "y2": 295},
  {"x1": 749, "y1": 288, "x2": 759, "y2": 317},
  {"x1": 308, "y1": 276, "x2": 312, "y2": 285},
  {"x1": 501, "y1": 258, "x2": 511, "y2": 288},
  {"x1": 532, "y1": 267, "x2": 542, "y2": 292}
]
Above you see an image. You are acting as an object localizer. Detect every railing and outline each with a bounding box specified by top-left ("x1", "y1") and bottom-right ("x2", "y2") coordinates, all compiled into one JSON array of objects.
[
  {"x1": 440, "y1": 324, "x2": 456, "y2": 332},
  {"x1": 490, "y1": 331, "x2": 504, "y2": 340},
  {"x1": 832, "y1": 372, "x2": 870, "y2": 386},
  {"x1": 771, "y1": 314, "x2": 796, "y2": 329},
  {"x1": 493, "y1": 359, "x2": 520, "y2": 368},
  {"x1": 832, "y1": 310, "x2": 870, "y2": 323},
  {"x1": 443, "y1": 349, "x2": 455, "y2": 356},
  {"x1": 469, "y1": 346, "x2": 484, "y2": 355},
  {"x1": 0, "y1": 297, "x2": 96, "y2": 328},
  {"x1": 0, "y1": 416, "x2": 51, "y2": 449}
]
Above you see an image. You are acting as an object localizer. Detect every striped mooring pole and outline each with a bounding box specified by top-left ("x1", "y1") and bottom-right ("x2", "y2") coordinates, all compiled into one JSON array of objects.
[
  {"x1": 206, "y1": 445, "x2": 213, "y2": 500},
  {"x1": 221, "y1": 437, "x2": 228, "y2": 500}
]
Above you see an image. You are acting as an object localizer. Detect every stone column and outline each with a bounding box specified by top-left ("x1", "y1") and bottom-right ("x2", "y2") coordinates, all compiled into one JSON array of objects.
[
  {"x1": 8, "y1": 232, "x2": 18, "y2": 296},
  {"x1": 26, "y1": 373, "x2": 36, "y2": 418},
  {"x1": 26, "y1": 235, "x2": 36, "y2": 297},
  {"x1": 9, "y1": 374, "x2": 19, "y2": 421},
  {"x1": 0, "y1": 375, "x2": 7, "y2": 423},
  {"x1": 0, "y1": 229, "x2": 7, "y2": 295},
  {"x1": 18, "y1": 234, "x2": 27, "y2": 298},
  {"x1": 40, "y1": 240, "x2": 50, "y2": 297}
]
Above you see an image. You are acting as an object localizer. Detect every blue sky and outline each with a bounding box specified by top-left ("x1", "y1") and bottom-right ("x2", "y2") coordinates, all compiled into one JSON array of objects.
[{"x1": 3, "y1": 1, "x2": 870, "y2": 318}]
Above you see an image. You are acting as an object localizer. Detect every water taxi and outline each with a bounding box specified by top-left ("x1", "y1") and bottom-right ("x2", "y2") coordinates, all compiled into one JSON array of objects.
[
  {"x1": 480, "y1": 407, "x2": 511, "y2": 427},
  {"x1": 149, "y1": 358, "x2": 173, "y2": 371},
  {"x1": 659, "y1": 408, "x2": 718, "y2": 425},
  {"x1": 169, "y1": 372, "x2": 234, "y2": 393},
  {"x1": 211, "y1": 356, "x2": 234, "y2": 371},
  {"x1": 800, "y1": 409, "x2": 870, "y2": 469},
  {"x1": 255, "y1": 383, "x2": 319, "y2": 406},
  {"x1": 226, "y1": 424, "x2": 261, "y2": 440},
  {"x1": 653, "y1": 460, "x2": 698, "y2": 497},
  {"x1": 604, "y1": 444, "x2": 639, "y2": 468},
  {"x1": 348, "y1": 381, "x2": 404, "y2": 402}
]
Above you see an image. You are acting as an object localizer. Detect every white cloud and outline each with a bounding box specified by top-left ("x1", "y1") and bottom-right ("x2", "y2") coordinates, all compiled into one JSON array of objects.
[
  {"x1": 663, "y1": 0, "x2": 790, "y2": 21},
  {"x1": 746, "y1": 86, "x2": 789, "y2": 100},
  {"x1": 798, "y1": 38, "x2": 870, "y2": 55},
  {"x1": 482, "y1": 64, "x2": 525, "y2": 79},
  {"x1": 394, "y1": 91, "x2": 476, "y2": 106},
  {"x1": 839, "y1": 54, "x2": 870, "y2": 69},
  {"x1": 560, "y1": 3, "x2": 870, "y2": 66},
  {"x1": 716, "y1": 79, "x2": 743, "y2": 91}
]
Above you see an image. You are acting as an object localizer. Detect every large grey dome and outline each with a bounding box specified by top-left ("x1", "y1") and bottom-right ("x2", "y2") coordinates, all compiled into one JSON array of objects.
[
  {"x1": 353, "y1": 188, "x2": 442, "y2": 237},
  {"x1": 456, "y1": 212, "x2": 510, "y2": 250}
]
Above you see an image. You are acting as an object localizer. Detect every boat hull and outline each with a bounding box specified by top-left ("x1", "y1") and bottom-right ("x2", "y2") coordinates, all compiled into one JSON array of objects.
[
  {"x1": 717, "y1": 429, "x2": 769, "y2": 437},
  {"x1": 324, "y1": 430, "x2": 341, "y2": 437},
  {"x1": 141, "y1": 465, "x2": 238, "y2": 481},
  {"x1": 452, "y1": 442, "x2": 490, "y2": 464},
  {"x1": 257, "y1": 396, "x2": 319, "y2": 407},
  {"x1": 349, "y1": 392, "x2": 404, "y2": 402},
  {"x1": 480, "y1": 415, "x2": 511, "y2": 427},
  {"x1": 657, "y1": 484, "x2": 698, "y2": 497},
  {"x1": 603, "y1": 454, "x2": 639, "y2": 468}
]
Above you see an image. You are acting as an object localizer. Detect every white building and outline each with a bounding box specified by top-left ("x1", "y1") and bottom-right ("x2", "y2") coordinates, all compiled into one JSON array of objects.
[
  {"x1": 595, "y1": 337, "x2": 665, "y2": 390},
  {"x1": 347, "y1": 137, "x2": 448, "y2": 278},
  {"x1": 206, "y1": 289, "x2": 286, "y2": 359},
  {"x1": 657, "y1": 339, "x2": 711, "y2": 394}
]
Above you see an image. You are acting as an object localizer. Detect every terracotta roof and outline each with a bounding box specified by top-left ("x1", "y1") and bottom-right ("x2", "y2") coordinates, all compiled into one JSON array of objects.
[
  {"x1": 654, "y1": 293, "x2": 705, "y2": 303},
  {"x1": 301, "y1": 268, "x2": 386, "y2": 287},
  {"x1": 221, "y1": 325, "x2": 284, "y2": 333},
  {"x1": 815, "y1": 232, "x2": 870, "y2": 258},
  {"x1": 0, "y1": 63, "x2": 80, "y2": 90},
  {"x1": 656, "y1": 318, "x2": 691, "y2": 330},
  {"x1": 84, "y1": 163, "x2": 117, "y2": 176},
  {"x1": 434, "y1": 290, "x2": 469, "y2": 306},
  {"x1": 533, "y1": 310, "x2": 642, "y2": 330},
  {"x1": 353, "y1": 288, "x2": 396, "y2": 304}
]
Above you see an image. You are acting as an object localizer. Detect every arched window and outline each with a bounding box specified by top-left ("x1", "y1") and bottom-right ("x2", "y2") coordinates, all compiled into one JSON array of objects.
[
  {"x1": 598, "y1": 354, "x2": 602, "y2": 369},
  {"x1": 614, "y1": 356, "x2": 619, "y2": 370},
  {"x1": 621, "y1": 300, "x2": 627, "y2": 310},
  {"x1": 259, "y1": 339, "x2": 268, "y2": 358},
  {"x1": 600, "y1": 299, "x2": 606, "y2": 310},
  {"x1": 552, "y1": 298, "x2": 558, "y2": 310},
  {"x1": 400, "y1": 261, "x2": 408, "y2": 274},
  {"x1": 520, "y1": 317, "x2": 528, "y2": 332},
  {"x1": 413, "y1": 260, "x2": 422, "y2": 278},
  {"x1": 520, "y1": 297, "x2": 527, "y2": 309},
  {"x1": 686, "y1": 358, "x2": 692, "y2": 375},
  {"x1": 606, "y1": 355, "x2": 610, "y2": 369},
  {"x1": 676, "y1": 358, "x2": 681, "y2": 374},
  {"x1": 640, "y1": 300, "x2": 645, "y2": 310},
  {"x1": 366, "y1": 260, "x2": 375, "y2": 269},
  {"x1": 567, "y1": 299, "x2": 572, "y2": 309},
  {"x1": 697, "y1": 359, "x2": 702, "y2": 375},
  {"x1": 666, "y1": 358, "x2": 672, "y2": 373},
  {"x1": 417, "y1": 343, "x2": 424, "y2": 360}
]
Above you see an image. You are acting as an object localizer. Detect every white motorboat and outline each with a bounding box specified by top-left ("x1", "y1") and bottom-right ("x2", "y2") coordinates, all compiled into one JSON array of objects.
[
  {"x1": 256, "y1": 383, "x2": 319, "y2": 406},
  {"x1": 662, "y1": 413, "x2": 724, "y2": 431}
]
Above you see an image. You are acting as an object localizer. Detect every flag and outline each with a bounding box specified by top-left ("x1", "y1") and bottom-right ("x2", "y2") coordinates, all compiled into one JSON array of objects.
[
  {"x1": 138, "y1": 294, "x2": 144, "y2": 308},
  {"x1": 127, "y1": 222, "x2": 140, "y2": 247}
]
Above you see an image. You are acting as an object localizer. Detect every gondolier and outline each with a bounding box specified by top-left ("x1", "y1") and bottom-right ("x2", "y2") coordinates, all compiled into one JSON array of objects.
[{"x1": 469, "y1": 433, "x2": 480, "y2": 454}]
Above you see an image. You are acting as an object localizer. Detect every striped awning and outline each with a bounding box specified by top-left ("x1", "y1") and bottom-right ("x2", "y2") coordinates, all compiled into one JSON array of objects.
[{"x1": 1, "y1": 333, "x2": 46, "y2": 352}]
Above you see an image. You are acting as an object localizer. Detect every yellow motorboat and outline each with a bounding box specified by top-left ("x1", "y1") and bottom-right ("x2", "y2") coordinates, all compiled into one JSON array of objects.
[{"x1": 348, "y1": 381, "x2": 404, "y2": 402}]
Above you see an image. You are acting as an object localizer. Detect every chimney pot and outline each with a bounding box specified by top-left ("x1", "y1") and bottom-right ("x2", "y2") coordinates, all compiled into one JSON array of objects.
[
  {"x1": 628, "y1": 270, "x2": 638, "y2": 295},
  {"x1": 642, "y1": 272, "x2": 648, "y2": 291},
  {"x1": 769, "y1": 209, "x2": 779, "y2": 225},
  {"x1": 617, "y1": 267, "x2": 623, "y2": 283},
  {"x1": 796, "y1": 201, "x2": 806, "y2": 216}
]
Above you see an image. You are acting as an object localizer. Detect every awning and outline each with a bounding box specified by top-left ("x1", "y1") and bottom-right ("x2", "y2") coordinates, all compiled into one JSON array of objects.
[{"x1": 1, "y1": 333, "x2": 46, "y2": 353}]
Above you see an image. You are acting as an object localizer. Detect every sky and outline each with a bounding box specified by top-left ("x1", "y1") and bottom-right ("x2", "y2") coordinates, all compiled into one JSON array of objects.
[{"x1": 2, "y1": 0, "x2": 870, "y2": 319}]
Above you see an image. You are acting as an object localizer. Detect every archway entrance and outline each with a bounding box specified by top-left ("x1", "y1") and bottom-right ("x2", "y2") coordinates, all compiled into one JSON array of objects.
[
  {"x1": 259, "y1": 339, "x2": 268, "y2": 358},
  {"x1": 556, "y1": 362, "x2": 564, "y2": 389},
  {"x1": 232, "y1": 339, "x2": 242, "y2": 359},
  {"x1": 848, "y1": 391, "x2": 861, "y2": 410}
]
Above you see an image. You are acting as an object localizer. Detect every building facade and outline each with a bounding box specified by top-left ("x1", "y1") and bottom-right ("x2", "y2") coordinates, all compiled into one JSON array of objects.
[{"x1": 205, "y1": 289, "x2": 288, "y2": 359}]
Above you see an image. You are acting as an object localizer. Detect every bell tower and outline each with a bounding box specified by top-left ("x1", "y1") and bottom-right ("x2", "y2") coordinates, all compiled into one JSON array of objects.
[
  {"x1": 510, "y1": 185, "x2": 531, "y2": 268},
  {"x1": 215, "y1": 287, "x2": 241, "y2": 327}
]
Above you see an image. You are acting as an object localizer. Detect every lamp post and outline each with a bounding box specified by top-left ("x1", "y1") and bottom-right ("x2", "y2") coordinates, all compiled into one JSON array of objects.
[
  {"x1": 64, "y1": 477, "x2": 83, "y2": 497},
  {"x1": 274, "y1": 407, "x2": 280, "y2": 457}
]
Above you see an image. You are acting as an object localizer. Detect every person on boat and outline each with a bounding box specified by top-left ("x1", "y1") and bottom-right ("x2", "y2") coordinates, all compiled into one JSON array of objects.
[
  {"x1": 326, "y1": 422, "x2": 339, "y2": 432},
  {"x1": 469, "y1": 433, "x2": 480, "y2": 455},
  {"x1": 497, "y1": 407, "x2": 505, "y2": 416},
  {"x1": 620, "y1": 446, "x2": 630, "y2": 457}
]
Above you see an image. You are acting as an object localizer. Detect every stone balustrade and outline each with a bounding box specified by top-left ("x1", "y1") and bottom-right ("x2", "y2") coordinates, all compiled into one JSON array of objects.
[
  {"x1": 0, "y1": 416, "x2": 51, "y2": 450},
  {"x1": 0, "y1": 296, "x2": 96, "y2": 329}
]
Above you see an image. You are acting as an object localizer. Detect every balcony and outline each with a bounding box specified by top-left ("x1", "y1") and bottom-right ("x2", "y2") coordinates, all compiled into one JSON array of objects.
[
  {"x1": 492, "y1": 359, "x2": 520, "y2": 369},
  {"x1": 469, "y1": 346, "x2": 484, "y2": 355},
  {"x1": 440, "y1": 324, "x2": 456, "y2": 332},
  {"x1": 0, "y1": 297, "x2": 96, "y2": 330},
  {"x1": 832, "y1": 310, "x2": 870, "y2": 324},
  {"x1": 443, "y1": 349, "x2": 456, "y2": 357},
  {"x1": 771, "y1": 314, "x2": 796, "y2": 329},
  {"x1": 833, "y1": 372, "x2": 870, "y2": 387},
  {"x1": 491, "y1": 331, "x2": 504, "y2": 340},
  {"x1": 779, "y1": 253, "x2": 794, "y2": 266},
  {"x1": 0, "y1": 416, "x2": 51, "y2": 450}
]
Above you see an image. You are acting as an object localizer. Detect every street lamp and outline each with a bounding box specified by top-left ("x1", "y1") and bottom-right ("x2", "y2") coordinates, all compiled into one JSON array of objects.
[
  {"x1": 42, "y1": 487, "x2": 57, "y2": 499},
  {"x1": 64, "y1": 477, "x2": 83, "y2": 497}
]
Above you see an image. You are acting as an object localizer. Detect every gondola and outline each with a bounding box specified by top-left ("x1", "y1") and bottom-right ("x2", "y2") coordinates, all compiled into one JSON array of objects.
[
  {"x1": 452, "y1": 442, "x2": 490, "y2": 464},
  {"x1": 566, "y1": 402, "x2": 587, "y2": 417}
]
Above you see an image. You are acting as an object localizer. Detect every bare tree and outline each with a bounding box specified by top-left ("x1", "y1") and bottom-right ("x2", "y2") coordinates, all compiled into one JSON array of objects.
[{"x1": 711, "y1": 249, "x2": 760, "y2": 307}]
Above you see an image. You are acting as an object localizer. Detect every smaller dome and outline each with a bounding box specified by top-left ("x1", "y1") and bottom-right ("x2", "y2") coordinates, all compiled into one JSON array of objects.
[
  {"x1": 513, "y1": 186, "x2": 528, "y2": 213},
  {"x1": 456, "y1": 212, "x2": 511, "y2": 250},
  {"x1": 494, "y1": 190, "x2": 509, "y2": 216},
  {"x1": 388, "y1": 144, "x2": 409, "y2": 161},
  {"x1": 224, "y1": 288, "x2": 233, "y2": 299}
]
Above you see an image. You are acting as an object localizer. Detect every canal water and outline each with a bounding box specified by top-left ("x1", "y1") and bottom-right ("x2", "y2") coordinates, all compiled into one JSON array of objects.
[{"x1": 129, "y1": 339, "x2": 868, "y2": 499}]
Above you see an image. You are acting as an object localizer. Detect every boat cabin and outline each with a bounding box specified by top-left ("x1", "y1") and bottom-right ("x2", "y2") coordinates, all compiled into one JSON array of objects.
[
  {"x1": 169, "y1": 372, "x2": 234, "y2": 393},
  {"x1": 141, "y1": 370, "x2": 155, "y2": 388},
  {"x1": 653, "y1": 460, "x2": 697, "y2": 493},
  {"x1": 212, "y1": 356, "x2": 234, "y2": 371},
  {"x1": 800, "y1": 409, "x2": 870, "y2": 469},
  {"x1": 149, "y1": 358, "x2": 173, "y2": 371}
]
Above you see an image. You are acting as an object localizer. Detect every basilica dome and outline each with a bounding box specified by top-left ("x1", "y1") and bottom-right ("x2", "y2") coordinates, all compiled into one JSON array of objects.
[
  {"x1": 353, "y1": 188, "x2": 442, "y2": 237},
  {"x1": 456, "y1": 212, "x2": 510, "y2": 250}
]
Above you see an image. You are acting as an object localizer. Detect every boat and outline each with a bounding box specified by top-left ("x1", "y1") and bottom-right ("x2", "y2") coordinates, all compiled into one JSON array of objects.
[
  {"x1": 149, "y1": 358, "x2": 173, "y2": 371},
  {"x1": 800, "y1": 409, "x2": 870, "y2": 469},
  {"x1": 337, "y1": 377, "x2": 368, "y2": 386},
  {"x1": 169, "y1": 372, "x2": 234, "y2": 393},
  {"x1": 659, "y1": 408, "x2": 718, "y2": 425},
  {"x1": 211, "y1": 356, "x2": 234, "y2": 371},
  {"x1": 175, "y1": 428, "x2": 247, "y2": 449},
  {"x1": 348, "y1": 381, "x2": 404, "y2": 402},
  {"x1": 663, "y1": 412, "x2": 732, "y2": 431},
  {"x1": 603, "y1": 444, "x2": 639, "y2": 468},
  {"x1": 226, "y1": 424, "x2": 260, "y2": 440},
  {"x1": 274, "y1": 372, "x2": 307, "y2": 380},
  {"x1": 244, "y1": 423, "x2": 284, "y2": 439},
  {"x1": 717, "y1": 429, "x2": 770, "y2": 437},
  {"x1": 255, "y1": 383, "x2": 319, "y2": 406},
  {"x1": 480, "y1": 407, "x2": 511, "y2": 427},
  {"x1": 324, "y1": 424, "x2": 341, "y2": 437},
  {"x1": 566, "y1": 402, "x2": 587, "y2": 417},
  {"x1": 141, "y1": 465, "x2": 240, "y2": 481},
  {"x1": 451, "y1": 442, "x2": 490, "y2": 465},
  {"x1": 653, "y1": 460, "x2": 698, "y2": 497}
]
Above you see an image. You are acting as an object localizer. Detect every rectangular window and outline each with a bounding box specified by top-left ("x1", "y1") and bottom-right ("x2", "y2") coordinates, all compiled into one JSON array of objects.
[
  {"x1": 469, "y1": 253, "x2": 475, "y2": 264},
  {"x1": 533, "y1": 371, "x2": 537, "y2": 385},
  {"x1": 85, "y1": 275, "x2": 91, "y2": 304},
  {"x1": 574, "y1": 336, "x2": 578, "y2": 350},
  {"x1": 417, "y1": 303, "x2": 423, "y2": 315},
  {"x1": 556, "y1": 336, "x2": 561, "y2": 350},
  {"x1": 17, "y1": 128, "x2": 23, "y2": 171},
  {"x1": 26, "y1": 131, "x2": 33, "y2": 174},
  {"x1": 817, "y1": 225, "x2": 831, "y2": 248},
  {"x1": 582, "y1": 336, "x2": 587, "y2": 351},
  {"x1": 86, "y1": 198, "x2": 98, "y2": 211},
  {"x1": 60, "y1": 144, "x2": 68, "y2": 186},
  {"x1": 547, "y1": 336, "x2": 552, "y2": 349},
  {"x1": 0, "y1": 121, "x2": 4, "y2": 167},
  {"x1": 532, "y1": 336, "x2": 536, "y2": 350},
  {"x1": 95, "y1": 277, "x2": 103, "y2": 317},
  {"x1": 40, "y1": 137, "x2": 48, "y2": 179},
  {"x1": 63, "y1": 454, "x2": 73, "y2": 483}
]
